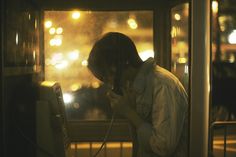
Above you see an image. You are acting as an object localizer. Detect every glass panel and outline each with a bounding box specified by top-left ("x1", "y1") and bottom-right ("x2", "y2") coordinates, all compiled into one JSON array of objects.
[
  {"x1": 211, "y1": 0, "x2": 236, "y2": 122},
  {"x1": 171, "y1": 3, "x2": 189, "y2": 92},
  {"x1": 5, "y1": 7, "x2": 41, "y2": 75},
  {"x1": 212, "y1": 1, "x2": 236, "y2": 63},
  {"x1": 211, "y1": 1, "x2": 236, "y2": 156},
  {"x1": 44, "y1": 11, "x2": 153, "y2": 120}
]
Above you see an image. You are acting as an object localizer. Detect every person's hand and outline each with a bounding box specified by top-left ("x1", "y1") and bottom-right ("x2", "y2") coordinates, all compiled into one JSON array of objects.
[
  {"x1": 107, "y1": 87, "x2": 136, "y2": 117},
  {"x1": 107, "y1": 87, "x2": 144, "y2": 128},
  {"x1": 123, "y1": 82, "x2": 136, "y2": 110}
]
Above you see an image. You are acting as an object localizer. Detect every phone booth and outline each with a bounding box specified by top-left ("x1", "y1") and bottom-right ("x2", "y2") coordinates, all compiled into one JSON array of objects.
[{"x1": 1, "y1": 0, "x2": 236, "y2": 157}]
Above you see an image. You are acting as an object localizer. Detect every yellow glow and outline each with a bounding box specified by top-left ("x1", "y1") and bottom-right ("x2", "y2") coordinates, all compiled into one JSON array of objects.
[
  {"x1": 68, "y1": 50, "x2": 79, "y2": 60},
  {"x1": 73, "y1": 143, "x2": 90, "y2": 149},
  {"x1": 171, "y1": 26, "x2": 181, "y2": 38},
  {"x1": 229, "y1": 54, "x2": 235, "y2": 63},
  {"x1": 139, "y1": 50, "x2": 154, "y2": 61},
  {"x1": 171, "y1": 27, "x2": 177, "y2": 38},
  {"x1": 41, "y1": 81, "x2": 56, "y2": 87},
  {"x1": 212, "y1": 1, "x2": 218, "y2": 13},
  {"x1": 92, "y1": 143, "x2": 102, "y2": 149},
  {"x1": 127, "y1": 18, "x2": 138, "y2": 29},
  {"x1": 81, "y1": 60, "x2": 88, "y2": 66},
  {"x1": 122, "y1": 142, "x2": 133, "y2": 148},
  {"x1": 45, "y1": 20, "x2": 52, "y2": 28},
  {"x1": 220, "y1": 25, "x2": 226, "y2": 32},
  {"x1": 174, "y1": 13, "x2": 181, "y2": 21},
  {"x1": 56, "y1": 27, "x2": 63, "y2": 34},
  {"x1": 70, "y1": 83, "x2": 81, "y2": 91},
  {"x1": 72, "y1": 11, "x2": 81, "y2": 19},
  {"x1": 33, "y1": 50, "x2": 36, "y2": 60},
  {"x1": 55, "y1": 60, "x2": 68, "y2": 69},
  {"x1": 70, "y1": 142, "x2": 132, "y2": 149},
  {"x1": 49, "y1": 27, "x2": 56, "y2": 35},
  {"x1": 45, "y1": 58, "x2": 51, "y2": 65},
  {"x1": 177, "y1": 41, "x2": 188, "y2": 54},
  {"x1": 70, "y1": 144, "x2": 75, "y2": 149},
  {"x1": 219, "y1": 16, "x2": 227, "y2": 31},
  {"x1": 177, "y1": 57, "x2": 187, "y2": 63},
  {"x1": 106, "y1": 143, "x2": 122, "y2": 148},
  {"x1": 214, "y1": 139, "x2": 236, "y2": 145},
  {"x1": 92, "y1": 82, "x2": 100, "y2": 88},
  {"x1": 107, "y1": 20, "x2": 118, "y2": 28},
  {"x1": 35, "y1": 19, "x2": 38, "y2": 29}
]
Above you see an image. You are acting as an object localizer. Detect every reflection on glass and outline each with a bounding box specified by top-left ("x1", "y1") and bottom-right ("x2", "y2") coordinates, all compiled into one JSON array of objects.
[
  {"x1": 44, "y1": 11, "x2": 153, "y2": 120},
  {"x1": 211, "y1": 0, "x2": 236, "y2": 123},
  {"x1": 171, "y1": 3, "x2": 189, "y2": 92},
  {"x1": 211, "y1": 3, "x2": 236, "y2": 157},
  {"x1": 212, "y1": 0, "x2": 236, "y2": 62},
  {"x1": 5, "y1": 10, "x2": 40, "y2": 72}
]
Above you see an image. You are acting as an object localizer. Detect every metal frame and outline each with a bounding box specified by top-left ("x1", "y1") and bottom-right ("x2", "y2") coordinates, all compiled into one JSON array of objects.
[
  {"x1": 190, "y1": 0, "x2": 211, "y2": 157},
  {"x1": 210, "y1": 121, "x2": 236, "y2": 157},
  {"x1": 36, "y1": 0, "x2": 168, "y2": 11},
  {"x1": 1, "y1": 0, "x2": 6, "y2": 156}
]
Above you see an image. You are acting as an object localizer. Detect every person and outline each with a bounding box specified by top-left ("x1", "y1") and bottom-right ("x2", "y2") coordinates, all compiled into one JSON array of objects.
[{"x1": 87, "y1": 32, "x2": 189, "y2": 157}]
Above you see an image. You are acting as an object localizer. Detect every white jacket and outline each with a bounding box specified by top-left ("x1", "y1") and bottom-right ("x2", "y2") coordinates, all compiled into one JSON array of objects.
[{"x1": 132, "y1": 58, "x2": 189, "y2": 157}]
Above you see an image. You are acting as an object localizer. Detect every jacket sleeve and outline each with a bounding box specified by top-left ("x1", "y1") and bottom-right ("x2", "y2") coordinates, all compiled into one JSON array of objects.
[{"x1": 137, "y1": 84, "x2": 188, "y2": 156}]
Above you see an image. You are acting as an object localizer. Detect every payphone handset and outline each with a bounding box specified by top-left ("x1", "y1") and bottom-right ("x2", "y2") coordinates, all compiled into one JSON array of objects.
[
  {"x1": 111, "y1": 34, "x2": 125, "y2": 96},
  {"x1": 36, "y1": 81, "x2": 70, "y2": 157},
  {"x1": 112, "y1": 66, "x2": 123, "y2": 95}
]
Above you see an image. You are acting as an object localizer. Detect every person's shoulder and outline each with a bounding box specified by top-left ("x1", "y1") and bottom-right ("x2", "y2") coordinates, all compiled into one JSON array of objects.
[
  {"x1": 153, "y1": 65, "x2": 180, "y2": 85},
  {"x1": 152, "y1": 66, "x2": 188, "y2": 100}
]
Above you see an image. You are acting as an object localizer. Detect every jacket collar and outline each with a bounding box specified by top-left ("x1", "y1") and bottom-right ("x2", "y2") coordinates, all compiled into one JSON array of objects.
[{"x1": 133, "y1": 57, "x2": 155, "y2": 93}]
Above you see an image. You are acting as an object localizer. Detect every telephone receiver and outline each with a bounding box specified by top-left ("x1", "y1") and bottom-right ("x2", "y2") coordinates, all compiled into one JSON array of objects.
[
  {"x1": 112, "y1": 34, "x2": 123, "y2": 96},
  {"x1": 112, "y1": 66, "x2": 123, "y2": 96}
]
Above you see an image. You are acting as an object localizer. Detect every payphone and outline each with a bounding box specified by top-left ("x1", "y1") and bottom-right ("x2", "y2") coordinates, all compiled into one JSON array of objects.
[{"x1": 36, "y1": 81, "x2": 71, "y2": 157}]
